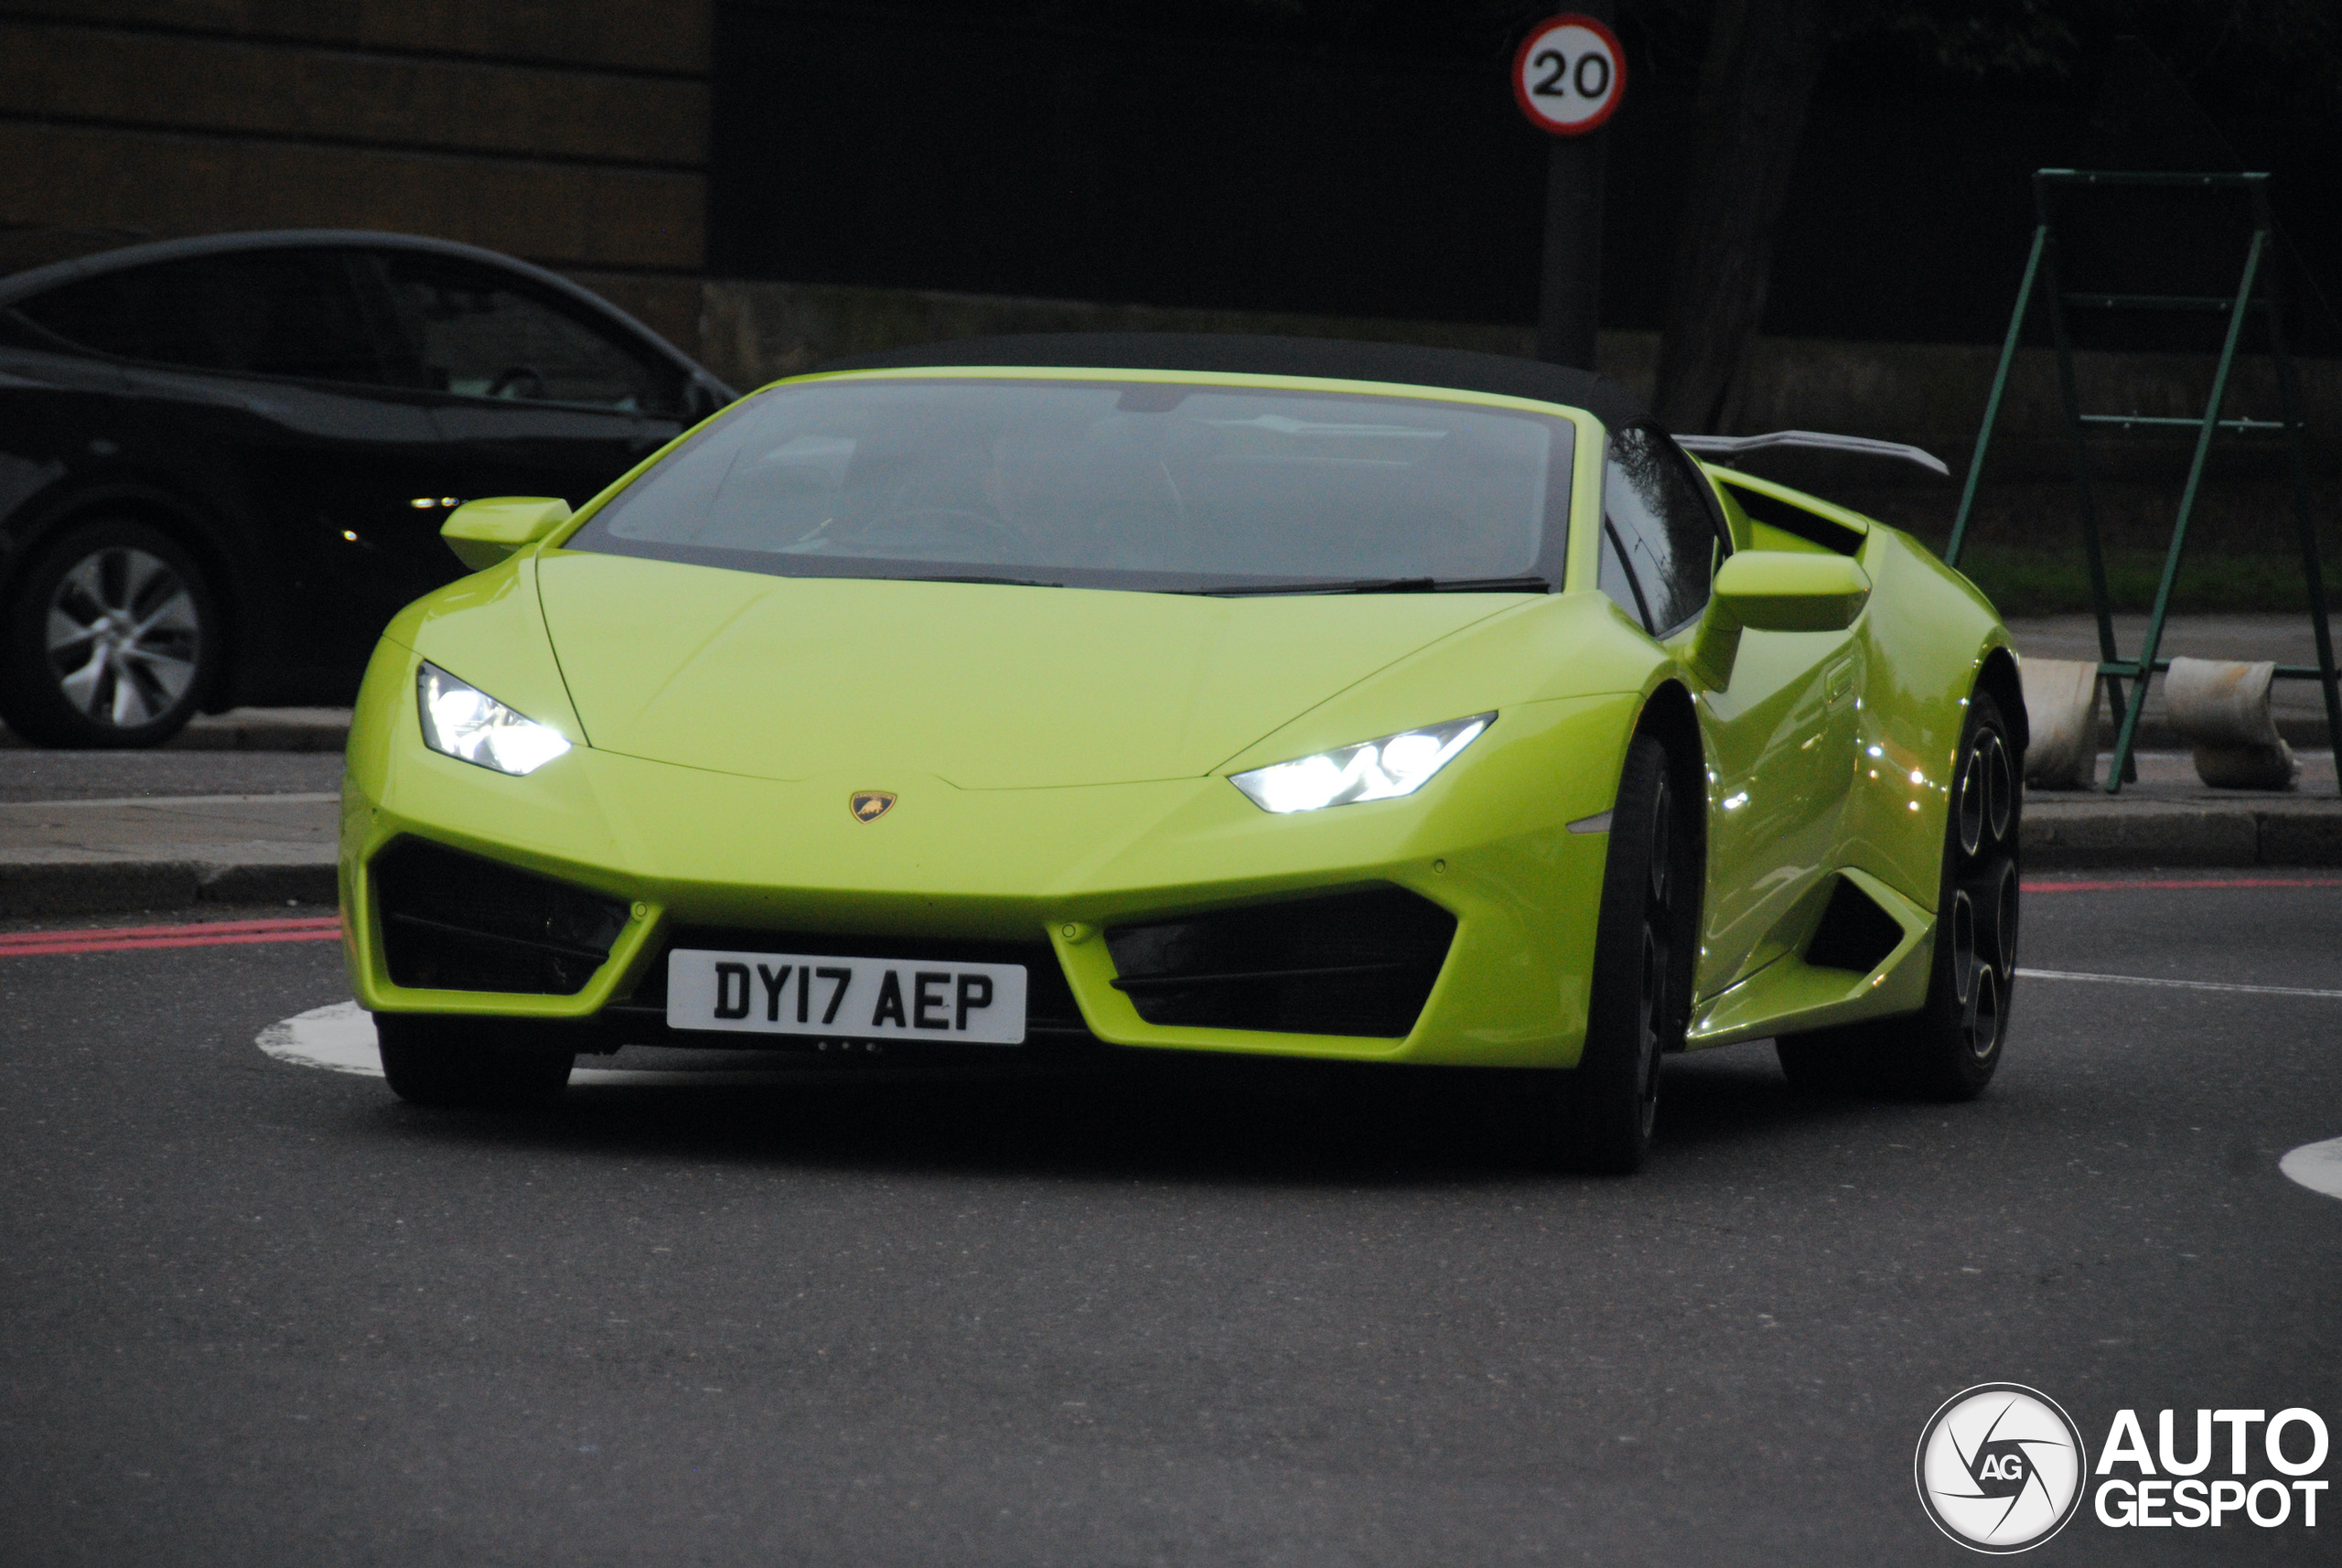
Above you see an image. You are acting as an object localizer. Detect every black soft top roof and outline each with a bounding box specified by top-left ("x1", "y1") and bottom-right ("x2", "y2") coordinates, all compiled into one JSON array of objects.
[{"x1": 823, "y1": 332, "x2": 1647, "y2": 429}]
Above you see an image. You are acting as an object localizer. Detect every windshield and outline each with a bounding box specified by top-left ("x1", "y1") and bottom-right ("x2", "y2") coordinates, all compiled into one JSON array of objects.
[{"x1": 567, "y1": 375, "x2": 1574, "y2": 593}]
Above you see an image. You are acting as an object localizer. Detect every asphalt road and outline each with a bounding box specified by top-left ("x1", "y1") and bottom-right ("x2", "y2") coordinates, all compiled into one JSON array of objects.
[{"x1": 3, "y1": 877, "x2": 2337, "y2": 1566}]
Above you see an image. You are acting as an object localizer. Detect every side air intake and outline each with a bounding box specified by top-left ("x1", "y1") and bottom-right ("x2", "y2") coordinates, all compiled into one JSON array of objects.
[{"x1": 1803, "y1": 875, "x2": 1907, "y2": 975}]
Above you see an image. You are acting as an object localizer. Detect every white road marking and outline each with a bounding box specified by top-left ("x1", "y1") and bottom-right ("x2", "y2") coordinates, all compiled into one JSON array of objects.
[
  {"x1": 2280, "y1": 1137, "x2": 2342, "y2": 1202},
  {"x1": 258, "y1": 1001, "x2": 838, "y2": 1086},
  {"x1": 2015, "y1": 968, "x2": 2342, "y2": 1000},
  {"x1": 257, "y1": 1002, "x2": 382, "y2": 1076}
]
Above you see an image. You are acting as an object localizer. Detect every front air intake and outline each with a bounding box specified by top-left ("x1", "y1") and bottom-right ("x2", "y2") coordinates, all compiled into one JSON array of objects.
[
  {"x1": 372, "y1": 838, "x2": 628, "y2": 994},
  {"x1": 1105, "y1": 886, "x2": 1456, "y2": 1038}
]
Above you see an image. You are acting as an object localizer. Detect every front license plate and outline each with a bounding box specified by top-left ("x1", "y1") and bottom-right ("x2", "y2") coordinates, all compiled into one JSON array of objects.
[{"x1": 665, "y1": 948, "x2": 1028, "y2": 1045}]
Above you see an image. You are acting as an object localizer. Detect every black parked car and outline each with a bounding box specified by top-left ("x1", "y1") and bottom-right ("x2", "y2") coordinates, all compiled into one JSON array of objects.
[{"x1": 0, "y1": 231, "x2": 735, "y2": 746}]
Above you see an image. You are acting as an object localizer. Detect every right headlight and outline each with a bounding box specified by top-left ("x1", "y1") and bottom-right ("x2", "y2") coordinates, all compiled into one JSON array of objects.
[
  {"x1": 1230, "y1": 714, "x2": 1493, "y2": 813},
  {"x1": 415, "y1": 661, "x2": 572, "y2": 776}
]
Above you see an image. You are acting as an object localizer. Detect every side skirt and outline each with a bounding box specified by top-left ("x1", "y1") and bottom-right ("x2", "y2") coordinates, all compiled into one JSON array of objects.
[{"x1": 1682, "y1": 867, "x2": 1935, "y2": 1048}]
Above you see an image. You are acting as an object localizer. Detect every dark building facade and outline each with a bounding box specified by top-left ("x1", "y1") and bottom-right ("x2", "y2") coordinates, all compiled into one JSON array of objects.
[
  {"x1": 5, "y1": 2, "x2": 2337, "y2": 360},
  {"x1": 0, "y1": 0, "x2": 712, "y2": 349}
]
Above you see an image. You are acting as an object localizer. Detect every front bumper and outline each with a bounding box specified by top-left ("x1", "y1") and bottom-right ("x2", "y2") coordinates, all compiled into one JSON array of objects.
[{"x1": 340, "y1": 653, "x2": 1632, "y2": 1069}]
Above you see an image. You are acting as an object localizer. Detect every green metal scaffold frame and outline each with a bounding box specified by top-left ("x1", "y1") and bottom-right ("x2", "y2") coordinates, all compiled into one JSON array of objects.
[{"x1": 1946, "y1": 169, "x2": 2342, "y2": 795}]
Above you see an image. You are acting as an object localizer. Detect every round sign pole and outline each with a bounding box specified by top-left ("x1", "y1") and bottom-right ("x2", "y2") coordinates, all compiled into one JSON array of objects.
[{"x1": 1512, "y1": 8, "x2": 1625, "y2": 371}]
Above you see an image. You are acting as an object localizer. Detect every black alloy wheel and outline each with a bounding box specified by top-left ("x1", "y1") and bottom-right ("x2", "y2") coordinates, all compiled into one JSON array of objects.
[
  {"x1": 0, "y1": 519, "x2": 219, "y2": 747},
  {"x1": 375, "y1": 1014, "x2": 576, "y2": 1109},
  {"x1": 1552, "y1": 732, "x2": 1693, "y2": 1173},
  {"x1": 1777, "y1": 688, "x2": 2022, "y2": 1099}
]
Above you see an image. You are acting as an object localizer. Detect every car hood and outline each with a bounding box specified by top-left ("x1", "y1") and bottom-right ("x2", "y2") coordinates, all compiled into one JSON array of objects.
[{"x1": 534, "y1": 553, "x2": 1526, "y2": 789}]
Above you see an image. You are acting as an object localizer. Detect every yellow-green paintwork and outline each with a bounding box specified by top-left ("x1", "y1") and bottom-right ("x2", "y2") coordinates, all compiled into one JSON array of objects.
[
  {"x1": 340, "y1": 367, "x2": 2014, "y2": 1069},
  {"x1": 1711, "y1": 551, "x2": 1872, "y2": 634},
  {"x1": 440, "y1": 496, "x2": 574, "y2": 572}
]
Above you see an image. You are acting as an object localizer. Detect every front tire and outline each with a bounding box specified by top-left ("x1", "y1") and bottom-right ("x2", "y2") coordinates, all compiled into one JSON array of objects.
[
  {"x1": 1777, "y1": 688, "x2": 2021, "y2": 1099},
  {"x1": 375, "y1": 1014, "x2": 575, "y2": 1109},
  {"x1": 1552, "y1": 732, "x2": 1693, "y2": 1173},
  {"x1": 0, "y1": 519, "x2": 220, "y2": 748}
]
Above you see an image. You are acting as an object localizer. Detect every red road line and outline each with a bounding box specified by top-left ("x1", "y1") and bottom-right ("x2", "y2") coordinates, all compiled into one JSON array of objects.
[
  {"x1": 2026, "y1": 876, "x2": 2342, "y2": 893},
  {"x1": 0, "y1": 914, "x2": 340, "y2": 946},
  {"x1": 0, "y1": 929, "x2": 346, "y2": 957},
  {"x1": 0, "y1": 914, "x2": 342, "y2": 958}
]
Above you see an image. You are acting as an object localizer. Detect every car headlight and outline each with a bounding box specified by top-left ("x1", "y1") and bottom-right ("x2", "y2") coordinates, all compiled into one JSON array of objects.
[
  {"x1": 415, "y1": 661, "x2": 572, "y2": 776},
  {"x1": 1230, "y1": 714, "x2": 1493, "y2": 813}
]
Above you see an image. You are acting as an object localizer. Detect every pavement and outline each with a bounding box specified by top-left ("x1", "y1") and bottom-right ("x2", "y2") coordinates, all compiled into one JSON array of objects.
[
  {"x1": 0, "y1": 791, "x2": 338, "y2": 914},
  {"x1": 4, "y1": 874, "x2": 2336, "y2": 1565},
  {"x1": 4, "y1": 616, "x2": 2342, "y2": 917},
  {"x1": 0, "y1": 705, "x2": 349, "y2": 752}
]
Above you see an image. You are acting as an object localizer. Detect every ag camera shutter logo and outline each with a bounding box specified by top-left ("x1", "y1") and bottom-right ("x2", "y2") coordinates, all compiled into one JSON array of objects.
[{"x1": 1915, "y1": 1384, "x2": 2089, "y2": 1552}]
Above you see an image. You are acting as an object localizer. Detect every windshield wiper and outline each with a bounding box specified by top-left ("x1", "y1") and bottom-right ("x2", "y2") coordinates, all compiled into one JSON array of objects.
[
  {"x1": 1183, "y1": 574, "x2": 1551, "y2": 597},
  {"x1": 907, "y1": 574, "x2": 1064, "y2": 587}
]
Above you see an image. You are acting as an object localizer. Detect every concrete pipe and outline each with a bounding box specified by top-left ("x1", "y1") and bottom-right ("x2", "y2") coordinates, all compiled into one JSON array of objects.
[
  {"x1": 2018, "y1": 657, "x2": 2100, "y2": 789},
  {"x1": 2165, "y1": 656, "x2": 2297, "y2": 790}
]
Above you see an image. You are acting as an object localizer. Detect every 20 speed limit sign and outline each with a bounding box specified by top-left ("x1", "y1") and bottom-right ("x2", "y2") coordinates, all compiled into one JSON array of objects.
[{"x1": 1511, "y1": 14, "x2": 1626, "y2": 135}]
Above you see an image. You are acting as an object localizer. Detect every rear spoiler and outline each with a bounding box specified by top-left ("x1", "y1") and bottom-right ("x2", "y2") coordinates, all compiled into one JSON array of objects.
[{"x1": 1676, "y1": 430, "x2": 1950, "y2": 478}]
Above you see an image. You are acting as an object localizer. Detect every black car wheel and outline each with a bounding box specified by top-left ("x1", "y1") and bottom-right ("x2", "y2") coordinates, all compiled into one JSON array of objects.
[
  {"x1": 375, "y1": 1014, "x2": 575, "y2": 1109},
  {"x1": 1550, "y1": 732, "x2": 1694, "y2": 1173},
  {"x1": 0, "y1": 519, "x2": 219, "y2": 747},
  {"x1": 1777, "y1": 688, "x2": 2022, "y2": 1099}
]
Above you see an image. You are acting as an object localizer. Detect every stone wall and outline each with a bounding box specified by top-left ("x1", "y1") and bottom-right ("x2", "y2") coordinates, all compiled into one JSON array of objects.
[{"x1": 0, "y1": 1, "x2": 711, "y2": 349}]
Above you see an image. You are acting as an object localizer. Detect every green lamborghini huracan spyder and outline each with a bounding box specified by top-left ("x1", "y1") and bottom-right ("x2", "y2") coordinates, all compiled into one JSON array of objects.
[{"x1": 338, "y1": 335, "x2": 2023, "y2": 1171}]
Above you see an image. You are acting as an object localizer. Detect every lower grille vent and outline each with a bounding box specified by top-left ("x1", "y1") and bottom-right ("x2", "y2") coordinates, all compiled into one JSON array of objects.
[
  {"x1": 373, "y1": 838, "x2": 627, "y2": 994},
  {"x1": 1106, "y1": 886, "x2": 1456, "y2": 1037}
]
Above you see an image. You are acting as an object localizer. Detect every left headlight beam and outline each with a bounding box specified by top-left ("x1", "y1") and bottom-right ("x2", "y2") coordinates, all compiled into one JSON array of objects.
[{"x1": 415, "y1": 660, "x2": 573, "y2": 776}]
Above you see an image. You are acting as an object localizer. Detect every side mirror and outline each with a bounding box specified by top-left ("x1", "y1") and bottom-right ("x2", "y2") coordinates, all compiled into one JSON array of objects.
[
  {"x1": 1713, "y1": 551, "x2": 1872, "y2": 633},
  {"x1": 442, "y1": 497, "x2": 573, "y2": 572},
  {"x1": 1685, "y1": 552, "x2": 1872, "y2": 690}
]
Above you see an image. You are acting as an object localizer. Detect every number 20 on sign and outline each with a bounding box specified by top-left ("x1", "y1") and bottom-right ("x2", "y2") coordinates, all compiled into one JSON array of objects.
[{"x1": 1511, "y1": 14, "x2": 1627, "y2": 135}]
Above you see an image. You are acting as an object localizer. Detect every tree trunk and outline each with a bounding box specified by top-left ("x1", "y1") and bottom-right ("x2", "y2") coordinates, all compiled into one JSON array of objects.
[{"x1": 1651, "y1": 0, "x2": 1832, "y2": 434}]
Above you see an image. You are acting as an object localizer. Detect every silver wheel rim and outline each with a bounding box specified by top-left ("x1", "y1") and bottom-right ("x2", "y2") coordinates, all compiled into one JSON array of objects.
[
  {"x1": 1963, "y1": 961, "x2": 2002, "y2": 1061},
  {"x1": 1981, "y1": 732, "x2": 2014, "y2": 845},
  {"x1": 45, "y1": 547, "x2": 200, "y2": 728},
  {"x1": 1649, "y1": 777, "x2": 1671, "y2": 909},
  {"x1": 1950, "y1": 890, "x2": 1977, "y2": 1002},
  {"x1": 1993, "y1": 859, "x2": 2020, "y2": 975},
  {"x1": 1957, "y1": 750, "x2": 1986, "y2": 859}
]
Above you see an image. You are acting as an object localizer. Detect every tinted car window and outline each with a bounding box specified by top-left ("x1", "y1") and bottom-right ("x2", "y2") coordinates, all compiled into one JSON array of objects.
[
  {"x1": 13, "y1": 250, "x2": 382, "y2": 382},
  {"x1": 1598, "y1": 518, "x2": 1654, "y2": 630},
  {"x1": 372, "y1": 253, "x2": 681, "y2": 414},
  {"x1": 572, "y1": 376, "x2": 1573, "y2": 592},
  {"x1": 1604, "y1": 424, "x2": 1726, "y2": 634}
]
